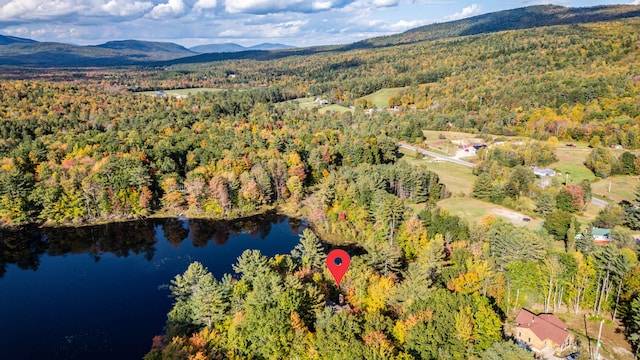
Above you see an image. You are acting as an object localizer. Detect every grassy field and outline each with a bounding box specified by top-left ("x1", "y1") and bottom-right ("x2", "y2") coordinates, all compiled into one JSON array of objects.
[
  {"x1": 398, "y1": 147, "x2": 476, "y2": 195},
  {"x1": 138, "y1": 88, "x2": 224, "y2": 97},
  {"x1": 425, "y1": 161, "x2": 476, "y2": 196},
  {"x1": 292, "y1": 97, "x2": 316, "y2": 107},
  {"x1": 423, "y1": 130, "x2": 480, "y2": 141},
  {"x1": 575, "y1": 202, "x2": 602, "y2": 225},
  {"x1": 290, "y1": 97, "x2": 353, "y2": 113},
  {"x1": 358, "y1": 87, "x2": 405, "y2": 108},
  {"x1": 438, "y1": 197, "x2": 543, "y2": 230},
  {"x1": 591, "y1": 175, "x2": 640, "y2": 204},
  {"x1": 551, "y1": 142, "x2": 596, "y2": 183}
]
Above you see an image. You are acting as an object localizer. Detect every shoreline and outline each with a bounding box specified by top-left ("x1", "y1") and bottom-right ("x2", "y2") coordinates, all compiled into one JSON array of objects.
[{"x1": 0, "y1": 202, "x2": 306, "y2": 232}]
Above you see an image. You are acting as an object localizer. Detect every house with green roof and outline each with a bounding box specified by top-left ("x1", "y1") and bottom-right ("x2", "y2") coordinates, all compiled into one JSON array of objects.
[{"x1": 592, "y1": 227, "x2": 612, "y2": 244}]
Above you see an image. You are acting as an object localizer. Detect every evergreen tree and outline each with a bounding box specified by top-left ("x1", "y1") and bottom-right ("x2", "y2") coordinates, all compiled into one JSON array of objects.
[
  {"x1": 535, "y1": 191, "x2": 556, "y2": 216},
  {"x1": 624, "y1": 185, "x2": 640, "y2": 230},
  {"x1": 473, "y1": 173, "x2": 493, "y2": 201},
  {"x1": 576, "y1": 226, "x2": 595, "y2": 253},
  {"x1": 627, "y1": 297, "x2": 640, "y2": 356},
  {"x1": 291, "y1": 229, "x2": 325, "y2": 270},
  {"x1": 233, "y1": 249, "x2": 271, "y2": 284}
]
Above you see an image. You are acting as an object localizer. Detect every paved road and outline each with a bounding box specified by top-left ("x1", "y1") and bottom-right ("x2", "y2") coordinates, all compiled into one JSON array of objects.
[
  {"x1": 398, "y1": 142, "x2": 475, "y2": 168},
  {"x1": 590, "y1": 197, "x2": 608, "y2": 207},
  {"x1": 398, "y1": 142, "x2": 608, "y2": 208}
]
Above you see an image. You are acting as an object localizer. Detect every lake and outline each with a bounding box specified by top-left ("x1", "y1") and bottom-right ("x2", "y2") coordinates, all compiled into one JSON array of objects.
[{"x1": 0, "y1": 213, "x2": 305, "y2": 360}]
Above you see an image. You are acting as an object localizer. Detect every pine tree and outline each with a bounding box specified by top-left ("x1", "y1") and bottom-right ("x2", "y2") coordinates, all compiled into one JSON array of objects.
[
  {"x1": 627, "y1": 297, "x2": 640, "y2": 356},
  {"x1": 291, "y1": 229, "x2": 325, "y2": 270},
  {"x1": 472, "y1": 173, "x2": 493, "y2": 201},
  {"x1": 624, "y1": 185, "x2": 640, "y2": 230}
]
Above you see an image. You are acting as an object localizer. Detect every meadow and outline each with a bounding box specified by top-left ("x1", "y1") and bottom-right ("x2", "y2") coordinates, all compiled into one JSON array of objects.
[{"x1": 357, "y1": 87, "x2": 406, "y2": 108}]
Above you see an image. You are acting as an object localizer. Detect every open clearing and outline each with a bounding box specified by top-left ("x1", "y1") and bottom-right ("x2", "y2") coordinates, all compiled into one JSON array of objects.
[
  {"x1": 291, "y1": 97, "x2": 353, "y2": 113},
  {"x1": 422, "y1": 130, "x2": 483, "y2": 157},
  {"x1": 424, "y1": 161, "x2": 476, "y2": 196},
  {"x1": 423, "y1": 130, "x2": 481, "y2": 141},
  {"x1": 398, "y1": 147, "x2": 476, "y2": 195},
  {"x1": 591, "y1": 175, "x2": 640, "y2": 204},
  {"x1": 438, "y1": 197, "x2": 542, "y2": 230},
  {"x1": 358, "y1": 87, "x2": 406, "y2": 108},
  {"x1": 560, "y1": 312, "x2": 635, "y2": 360},
  {"x1": 552, "y1": 142, "x2": 596, "y2": 183}
]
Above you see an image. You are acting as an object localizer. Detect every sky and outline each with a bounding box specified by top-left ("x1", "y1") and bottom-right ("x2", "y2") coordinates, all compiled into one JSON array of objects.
[{"x1": 0, "y1": 0, "x2": 638, "y2": 48}]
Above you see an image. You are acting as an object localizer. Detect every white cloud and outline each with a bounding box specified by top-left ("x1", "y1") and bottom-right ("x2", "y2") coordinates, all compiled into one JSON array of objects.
[
  {"x1": 225, "y1": 0, "x2": 302, "y2": 14},
  {"x1": 219, "y1": 28, "x2": 242, "y2": 36},
  {"x1": 0, "y1": 0, "x2": 87, "y2": 21},
  {"x1": 383, "y1": 18, "x2": 428, "y2": 31},
  {"x1": 218, "y1": 18, "x2": 306, "y2": 38},
  {"x1": 444, "y1": 4, "x2": 480, "y2": 21},
  {"x1": 149, "y1": 0, "x2": 187, "y2": 19},
  {"x1": 193, "y1": 0, "x2": 217, "y2": 10},
  {"x1": 0, "y1": 0, "x2": 474, "y2": 48},
  {"x1": 223, "y1": 0, "x2": 359, "y2": 14},
  {"x1": 631, "y1": 0, "x2": 640, "y2": 4},
  {"x1": 101, "y1": 0, "x2": 153, "y2": 17},
  {"x1": 312, "y1": 1, "x2": 334, "y2": 10},
  {"x1": 373, "y1": 0, "x2": 398, "y2": 6}
]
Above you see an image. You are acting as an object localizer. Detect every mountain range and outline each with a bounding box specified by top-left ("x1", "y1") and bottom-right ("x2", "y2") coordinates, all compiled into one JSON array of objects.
[
  {"x1": 0, "y1": 4, "x2": 639, "y2": 67},
  {"x1": 189, "y1": 43, "x2": 294, "y2": 53},
  {"x1": 0, "y1": 36, "x2": 295, "y2": 66}
]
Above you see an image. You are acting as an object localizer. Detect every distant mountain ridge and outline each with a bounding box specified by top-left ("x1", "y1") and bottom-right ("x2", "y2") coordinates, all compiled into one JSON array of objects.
[
  {"x1": 189, "y1": 42, "x2": 294, "y2": 53},
  {"x1": 350, "y1": 4, "x2": 640, "y2": 48},
  {"x1": 95, "y1": 40, "x2": 195, "y2": 55},
  {"x1": 0, "y1": 35, "x2": 37, "y2": 46},
  {"x1": 0, "y1": 39, "x2": 197, "y2": 66},
  {"x1": 0, "y1": 4, "x2": 639, "y2": 67}
]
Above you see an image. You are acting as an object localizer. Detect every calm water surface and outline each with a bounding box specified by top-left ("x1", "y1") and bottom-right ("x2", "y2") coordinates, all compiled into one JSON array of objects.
[{"x1": 0, "y1": 213, "x2": 305, "y2": 360}]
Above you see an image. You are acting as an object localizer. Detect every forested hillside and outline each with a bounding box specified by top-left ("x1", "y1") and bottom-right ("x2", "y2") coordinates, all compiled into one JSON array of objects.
[{"x1": 1, "y1": 4, "x2": 640, "y2": 359}]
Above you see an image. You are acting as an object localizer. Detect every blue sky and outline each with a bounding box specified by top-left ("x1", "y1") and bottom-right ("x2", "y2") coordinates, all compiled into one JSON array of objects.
[{"x1": 0, "y1": 0, "x2": 637, "y2": 48}]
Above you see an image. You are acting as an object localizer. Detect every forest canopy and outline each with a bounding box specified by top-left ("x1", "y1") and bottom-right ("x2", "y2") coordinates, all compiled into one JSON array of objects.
[{"x1": 0, "y1": 10, "x2": 640, "y2": 359}]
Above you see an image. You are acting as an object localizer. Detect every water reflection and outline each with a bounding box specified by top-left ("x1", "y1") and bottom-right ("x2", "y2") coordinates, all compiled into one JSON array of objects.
[
  {"x1": 0, "y1": 212, "x2": 302, "y2": 278},
  {"x1": 0, "y1": 230, "x2": 47, "y2": 277}
]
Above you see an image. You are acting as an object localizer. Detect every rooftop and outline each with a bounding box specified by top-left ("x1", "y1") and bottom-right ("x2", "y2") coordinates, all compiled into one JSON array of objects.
[
  {"x1": 515, "y1": 308, "x2": 569, "y2": 346},
  {"x1": 592, "y1": 227, "x2": 611, "y2": 237}
]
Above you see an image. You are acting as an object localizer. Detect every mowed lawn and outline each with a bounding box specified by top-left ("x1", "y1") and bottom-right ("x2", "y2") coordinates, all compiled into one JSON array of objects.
[
  {"x1": 358, "y1": 87, "x2": 405, "y2": 108},
  {"x1": 423, "y1": 130, "x2": 480, "y2": 142},
  {"x1": 552, "y1": 142, "x2": 596, "y2": 183},
  {"x1": 591, "y1": 175, "x2": 640, "y2": 203},
  {"x1": 425, "y1": 161, "x2": 476, "y2": 196},
  {"x1": 289, "y1": 97, "x2": 352, "y2": 113},
  {"x1": 438, "y1": 197, "x2": 543, "y2": 230},
  {"x1": 398, "y1": 148, "x2": 476, "y2": 195}
]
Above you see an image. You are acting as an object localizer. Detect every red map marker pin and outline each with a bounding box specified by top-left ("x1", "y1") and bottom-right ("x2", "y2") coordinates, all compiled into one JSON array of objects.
[{"x1": 326, "y1": 249, "x2": 350, "y2": 286}]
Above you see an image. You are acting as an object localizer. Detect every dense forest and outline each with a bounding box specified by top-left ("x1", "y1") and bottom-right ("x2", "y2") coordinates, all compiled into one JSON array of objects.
[{"x1": 1, "y1": 6, "x2": 640, "y2": 359}]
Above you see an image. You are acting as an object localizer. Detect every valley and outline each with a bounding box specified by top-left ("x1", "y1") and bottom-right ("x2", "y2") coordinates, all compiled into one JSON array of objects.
[{"x1": 0, "y1": 4, "x2": 639, "y2": 359}]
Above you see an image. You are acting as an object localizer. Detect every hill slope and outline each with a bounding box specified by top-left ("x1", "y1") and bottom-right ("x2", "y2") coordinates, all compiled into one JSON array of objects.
[
  {"x1": 189, "y1": 43, "x2": 294, "y2": 53},
  {"x1": 350, "y1": 4, "x2": 640, "y2": 48},
  {"x1": 0, "y1": 35, "x2": 37, "y2": 46},
  {"x1": 1, "y1": 4, "x2": 639, "y2": 67},
  {"x1": 94, "y1": 40, "x2": 195, "y2": 59},
  {"x1": 0, "y1": 39, "x2": 197, "y2": 66},
  {"x1": 189, "y1": 43, "x2": 247, "y2": 53},
  {"x1": 161, "y1": 4, "x2": 640, "y2": 66}
]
